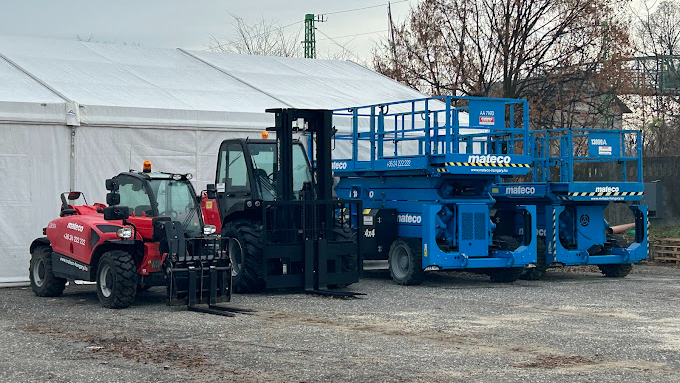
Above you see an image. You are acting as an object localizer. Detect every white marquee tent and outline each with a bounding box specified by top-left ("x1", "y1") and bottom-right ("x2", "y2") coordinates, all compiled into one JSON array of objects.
[{"x1": 0, "y1": 36, "x2": 429, "y2": 284}]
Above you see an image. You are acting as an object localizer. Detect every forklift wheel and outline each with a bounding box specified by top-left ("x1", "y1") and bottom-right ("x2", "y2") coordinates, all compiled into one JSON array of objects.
[
  {"x1": 222, "y1": 220, "x2": 266, "y2": 293},
  {"x1": 29, "y1": 246, "x2": 66, "y2": 297},
  {"x1": 388, "y1": 238, "x2": 425, "y2": 285},
  {"x1": 96, "y1": 250, "x2": 137, "y2": 309}
]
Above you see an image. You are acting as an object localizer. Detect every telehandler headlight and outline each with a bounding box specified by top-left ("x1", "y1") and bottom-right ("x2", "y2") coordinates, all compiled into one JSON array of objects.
[
  {"x1": 203, "y1": 225, "x2": 217, "y2": 235},
  {"x1": 117, "y1": 227, "x2": 133, "y2": 239},
  {"x1": 246, "y1": 200, "x2": 253, "y2": 207}
]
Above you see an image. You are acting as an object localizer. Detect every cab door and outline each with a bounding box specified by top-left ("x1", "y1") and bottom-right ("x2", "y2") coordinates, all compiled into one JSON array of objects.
[{"x1": 215, "y1": 141, "x2": 254, "y2": 221}]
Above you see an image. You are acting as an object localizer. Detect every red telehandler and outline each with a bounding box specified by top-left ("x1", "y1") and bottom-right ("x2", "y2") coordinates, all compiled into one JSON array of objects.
[{"x1": 29, "y1": 163, "x2": 238, "y2": 315}]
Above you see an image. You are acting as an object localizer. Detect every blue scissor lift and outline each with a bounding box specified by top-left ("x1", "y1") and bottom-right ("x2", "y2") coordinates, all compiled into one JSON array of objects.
[
  {"x1": 332, "y1": 97, "x2": 537, "y2": 284},
  {"x1": 492, "y1": 128, "x2": 648, "y2": 279}
]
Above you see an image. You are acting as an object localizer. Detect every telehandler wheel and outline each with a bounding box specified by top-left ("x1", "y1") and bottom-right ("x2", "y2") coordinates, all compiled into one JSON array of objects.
[
  {"x1": 388, "y1": 238, "x2": 425, "y2": 285},
  {"x1": 598, "y1": 264, "x2": 633, "y2": 278},
  {"x1": 222, "y1": 220, "x2": 266, "y2": 293},
  {"x1": 29, "y1": 246, "x2": 66, "y2": 297},
  {"x1": 520, "y1": 237, "x2": 547, "y2": 281},
  {"x1": 96, "y1": 250, "x2": 137, "y2": 309}
]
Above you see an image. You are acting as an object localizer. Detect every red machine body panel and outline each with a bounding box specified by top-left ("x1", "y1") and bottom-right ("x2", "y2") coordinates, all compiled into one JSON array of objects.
[
  {"x1": 45, "y1": 205, "x2": 162, "y2": 274},
  {"x1": 201, "y1": 193, "x2": 222, "y2": 232},
  {"x1": 46, "y1": 214, "x2": 126, "y2": 265}
]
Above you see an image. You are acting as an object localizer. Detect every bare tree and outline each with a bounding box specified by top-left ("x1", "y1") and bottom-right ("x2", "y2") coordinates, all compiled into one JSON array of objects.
[
  {"x1": 373, "y1": 0, "x2": 634, "y2": 130},
  {"x1": 630, "y1": 1, "x2": 680, "y2": 156},
  {"x1": 636, "y1": 0, "x2": 680, "y2": 56},
  {"x1": 207, "y1": 14, "x2": 361, "y2": 61},
  {"x1": 208, "y1": 15, "x2": 302, "y2": 57}
]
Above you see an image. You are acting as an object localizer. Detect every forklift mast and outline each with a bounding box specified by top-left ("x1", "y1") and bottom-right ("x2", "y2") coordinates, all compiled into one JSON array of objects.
[
  {"x1": 266, "y1": 109, "x2": 336, "y2": 247},
  {"x1": 267, "y1": 108, "x2": 334, "y2": 201}
]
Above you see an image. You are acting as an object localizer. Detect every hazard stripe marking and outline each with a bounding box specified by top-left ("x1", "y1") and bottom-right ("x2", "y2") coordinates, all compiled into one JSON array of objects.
[
  {"x1": 443, "y1": 162, "x2": 530, "y2": 168},
  {"x1": 567, "y1": 191, "x2": 644, "y2": 197}
]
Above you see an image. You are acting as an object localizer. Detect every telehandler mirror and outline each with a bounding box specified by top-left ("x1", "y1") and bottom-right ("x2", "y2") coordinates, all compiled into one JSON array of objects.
[
  {"x1": 105, "y1": 178, "x2": 119, "y2": 191},
  {"x1": 67, "y1": 191, "x2": 81, "y2": 200},
  {"x1": 106, "y1": 192, "x2": 120, "y2": 206},
  {"x1": 206, "y1": 184, "x2": 217, "y2": 199},
  {"x1": 103, "y1": 206, "x2": 130, "y2": 221}
]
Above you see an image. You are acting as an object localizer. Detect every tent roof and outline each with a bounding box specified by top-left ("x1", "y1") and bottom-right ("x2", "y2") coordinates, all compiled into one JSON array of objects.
[{"x1": 0, "y1": 36, "x2": 428, "y2": 128}]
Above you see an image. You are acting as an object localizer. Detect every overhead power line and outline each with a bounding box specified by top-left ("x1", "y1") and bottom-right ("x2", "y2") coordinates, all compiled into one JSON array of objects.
[
  {"x1": 315, "y1": 28, "x2": 364, "y2": 62},
  {"x1": 321, "y1": 0, "x2": 410, "y2": 16},
  {"x1": 317, "y1": 29, "x2": 389, "y2": 41}
]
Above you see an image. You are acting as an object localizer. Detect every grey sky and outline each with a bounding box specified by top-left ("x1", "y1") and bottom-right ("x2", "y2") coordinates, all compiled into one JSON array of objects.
[{"x1": 0, "y1": 0, "x2": 417, "y2": 61}]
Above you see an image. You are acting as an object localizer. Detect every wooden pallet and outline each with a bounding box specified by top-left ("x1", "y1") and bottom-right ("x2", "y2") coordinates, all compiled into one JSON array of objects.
[{"x1": 652, "y1": 238, "x2": 680, "y2": 264}]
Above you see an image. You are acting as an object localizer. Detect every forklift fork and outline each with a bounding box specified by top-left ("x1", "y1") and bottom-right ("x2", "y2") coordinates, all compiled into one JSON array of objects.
[
  {"x1": 163, "y1": 220, "x2": 254, "y2": 316},
  {"x1": 185, "y1": 266, "x2": 255, "y2": 316},
  {"x1": 303, "y1": 237, "x2": 365, "y2": 298}
]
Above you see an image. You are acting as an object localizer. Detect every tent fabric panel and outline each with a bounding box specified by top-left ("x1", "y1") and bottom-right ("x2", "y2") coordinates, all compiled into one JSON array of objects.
[
  {"x1": 0, "y1": 124, "x2": 71, "y2": 283},
  {"x1": 0, "y1": 101, "x2": 65, "y2": 124},
  {"x1": 83, "y1": 43, "x2": 286, "y2": 112},
  {"x1": 75, "y1": 126, "x2": 200, "y2": 205},
  {"x1": 187, "y1": 51, "x2": 427, "y2": 110},
  {"x1": 0, "y1": 36, "x2": 286, "y2": 111},
  {"x1": 0, "y1": 54, "x2": 65, "y2": 104},
  {"x1": 75, "y1": 127, "x2": 269, "y2": 207},
  {"x1": 79, "y1": 105, "x2": 275, "y2": 130}
]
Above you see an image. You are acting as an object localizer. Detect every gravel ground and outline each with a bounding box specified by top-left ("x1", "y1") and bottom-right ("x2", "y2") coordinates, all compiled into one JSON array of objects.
[{"x1": 1, "y1": 263, "x2": 680, "y2": 383}]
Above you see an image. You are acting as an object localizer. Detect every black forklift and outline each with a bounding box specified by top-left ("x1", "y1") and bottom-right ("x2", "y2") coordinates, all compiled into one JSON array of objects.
[{"x1": 206, "y1": 109, "x2": 362, "y2": 296}]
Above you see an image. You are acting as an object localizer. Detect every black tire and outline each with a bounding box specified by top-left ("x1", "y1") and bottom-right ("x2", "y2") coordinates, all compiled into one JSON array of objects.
[
  {"x1": 96, "y1": 250, "x2": 137, "y2": 309},
  {"x1": 488, "y1": 236, "x2": 523, "y2": 283},
  {"x1": 222, "y1": 220, "x2": 266, "y2": 293},
  {"x1": 29, "y1": 246, "x2": 66, "y2": 297},
  {"x1": 598, "y1": 234, "x2": 633, "y2": 278},
  {"x1": 488, "y1": 268, "x2": 523, "y2": 283},
  {"x1": 520, "y1": 237, "x2": 547, "y2": 281},
  {"x1": 598, "y1": 264, "x2": 633, "y2": 278},
  {"x1": 388, "y1": 238, "x2": 425, "y2": 285}
]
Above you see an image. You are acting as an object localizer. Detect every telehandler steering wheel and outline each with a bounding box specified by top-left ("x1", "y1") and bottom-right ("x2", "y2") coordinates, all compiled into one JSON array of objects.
[{"x1": 160, "y1": 210, "x2": 179, "y2": 219}]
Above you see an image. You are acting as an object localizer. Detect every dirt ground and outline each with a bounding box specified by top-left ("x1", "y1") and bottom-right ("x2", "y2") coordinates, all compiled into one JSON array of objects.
[{"x1": 1, "y1": 263, "x2": 679, "y2": 382}]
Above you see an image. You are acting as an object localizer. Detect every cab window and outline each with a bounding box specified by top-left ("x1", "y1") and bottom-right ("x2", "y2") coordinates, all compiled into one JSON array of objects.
[
  {"x1": 116, "y1": 176, "x2": 154, "y2": 217},
  {"x1": 225, "y1": 144, "x2": 250, "y2": 193}
]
